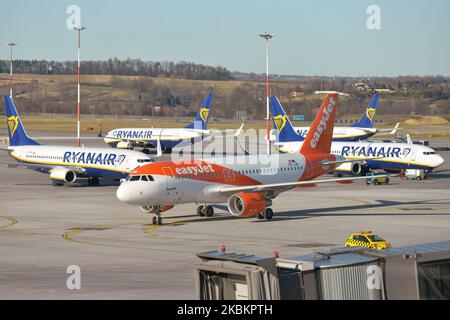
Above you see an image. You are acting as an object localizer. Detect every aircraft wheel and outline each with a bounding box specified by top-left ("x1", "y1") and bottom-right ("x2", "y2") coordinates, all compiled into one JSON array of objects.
[
  {"x1": 88, "y1": 177, "x2": 99, "y2": 186},
  {"x1": 157, "y1": 216, "x2": 163, "y2": 225},
  {"x1": 205, "y1": 205, "x2": 214, "y2": 217},
  {"x1": 152, "y1": 216, "x2": 157, "y2": 225},
  {"x1": 264, "y1": 208, "x2": 274, "y2": 221},
  {"x1": 257, "y1": 212, "x2": 264, "y2": 220},
  {"x1": 197, "y1": 205, "x2": 205, "y2": 217}
]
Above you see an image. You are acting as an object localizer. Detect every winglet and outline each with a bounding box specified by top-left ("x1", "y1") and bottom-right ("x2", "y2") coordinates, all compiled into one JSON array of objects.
[
  {"x1": 390, "y1": 122, "x2": 400, "y2": 135},
  {"x1": 300, "y1": 94, "x2": 338, "y2": 155}
]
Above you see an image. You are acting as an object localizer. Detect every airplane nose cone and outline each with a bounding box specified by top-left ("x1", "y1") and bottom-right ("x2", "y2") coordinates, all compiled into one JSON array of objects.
[
  {"x1": 116, "y1": 184, "x2": 132, "y2": 203},
  {"x1": 436, "y1": 155, "x2": 445, "y2": 167}
]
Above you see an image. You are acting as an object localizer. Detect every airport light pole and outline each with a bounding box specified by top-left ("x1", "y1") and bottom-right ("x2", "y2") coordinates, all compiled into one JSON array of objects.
[
  {"x1": 74, "y1": 27, "x2": 86, "y2": 147},
  {"x1": 7, "y1": 41, "x2": 17, "y2": 97},
  {"x1": 259, "y1": 33, "x2": 274, "y2": 155}
]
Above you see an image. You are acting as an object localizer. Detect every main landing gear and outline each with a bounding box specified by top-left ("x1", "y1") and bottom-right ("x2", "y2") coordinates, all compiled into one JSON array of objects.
[
  {"x1": 197, "y1": 205, "x2": 214, "y2": 218},
  {"x1": 87, "y1": 177, "x2": 100, "y2": 187},
  {"x1": 257, "y1": 208, "x2": 274, "y2": 221}
]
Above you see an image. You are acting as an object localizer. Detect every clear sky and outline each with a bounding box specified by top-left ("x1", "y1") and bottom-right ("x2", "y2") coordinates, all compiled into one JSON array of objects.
[{"x1": 2, "y1": 0, "x2": 450, "y2": 77}]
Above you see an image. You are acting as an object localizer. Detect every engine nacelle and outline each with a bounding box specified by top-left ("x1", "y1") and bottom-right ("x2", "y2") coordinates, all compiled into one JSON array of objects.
[
  {"x1": 50, "y1": 167, "x2": 77, "y2": 183},
  {"x1": 117, "y1": 141, "x2": 133, "y2": 149},
  {"x1": 139, "y1": 205, "x2": 175, "y2": 214},
  {"x1": 336, "y1": 162, "x2": 362, "y2": 175},
  {"x1": 227, "y1": 193, "x2": 271, "y2": 217},
  {"x1": 351, "y1": 162, "x2": 362, "y2": 175}
]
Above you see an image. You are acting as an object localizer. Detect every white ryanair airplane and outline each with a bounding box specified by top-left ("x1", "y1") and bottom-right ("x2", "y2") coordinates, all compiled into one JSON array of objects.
[
  {"x1": 271, "y1": 94, "x2": 399, "y2": 142},
  {"x1": 115, "y1": 94, "x2": 389, "y2": 225},
  {"x1": 104, "y1": 93, "x2": 214, "y2": 153},
  {"x1": 2, "y1": 96, "x2": 153, "y2": 186},
  {"x1": 270, "y1": 96, "x2": 444, "y2": 175}
]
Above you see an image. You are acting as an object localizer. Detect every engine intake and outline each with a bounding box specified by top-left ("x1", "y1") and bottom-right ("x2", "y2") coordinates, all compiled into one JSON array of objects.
[
  {"x1": 50, "y1": 167, "x2": 77, "y2": 183},
  {"x1": 227, "y1": 193, "x2": 270, "y2": 217},
  {"x1": 351, "y1": 162, "x2": 362, "y2": 175}
]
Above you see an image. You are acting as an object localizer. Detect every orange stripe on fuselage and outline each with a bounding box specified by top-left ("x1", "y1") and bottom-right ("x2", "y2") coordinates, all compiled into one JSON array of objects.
[{"x1": 132, "y1": 160, "x2": 262, "y2": 186}]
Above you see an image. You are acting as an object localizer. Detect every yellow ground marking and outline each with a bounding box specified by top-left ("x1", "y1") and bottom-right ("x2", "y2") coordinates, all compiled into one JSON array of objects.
[{"x1": 0, "y1": 217, "x2": 18, "y2": 229}]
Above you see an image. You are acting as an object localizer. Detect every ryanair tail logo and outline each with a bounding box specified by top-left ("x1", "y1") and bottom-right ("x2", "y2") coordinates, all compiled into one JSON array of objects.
[
  {"x1": 273, "y1": 114, "x2": 287, "y2": 133},
  {"x1": 7, "y1": 116, "x2": 19, "y2": 138},
  {"x1": 199, "y1": 108, "x2": 210, "y2": 123},
  {"x1": 365, "y1": 108, "x2": 376, "y2": 122}
]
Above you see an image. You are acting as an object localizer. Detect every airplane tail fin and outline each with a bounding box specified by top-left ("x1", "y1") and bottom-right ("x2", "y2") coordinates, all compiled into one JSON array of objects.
[
  {"x1": 4, "y1": 96, "x2": 40, "y2": 147},
  {"x1": 351, "y1": 93, "x2": 379, "y2": 128},
  {"x1": 185, "y1": 93, "x2": 213, "y2": 130},
  {"x1": 269, "y1": 96, "x2": 303, "y2": 142},
  {"x1": 300, "y1": 94, "x2": 338, "y2": 155}
]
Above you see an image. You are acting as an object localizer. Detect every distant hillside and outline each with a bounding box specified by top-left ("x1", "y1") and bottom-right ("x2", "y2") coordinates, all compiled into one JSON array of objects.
[{"x1": 0, "y1": 72, "x2": 449, "y2": 121}]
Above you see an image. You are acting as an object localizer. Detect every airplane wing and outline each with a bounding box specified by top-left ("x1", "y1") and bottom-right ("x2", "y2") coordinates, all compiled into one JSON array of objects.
[
  {"x1": 376, "y1": 122, "x2": 400, "y2": 134},
  {"x1": 1, "y1": 162, "x2": 86, "y2": 173},
  {"x1": 218, "y1": 174, "x2": 392, "y2": 195}
]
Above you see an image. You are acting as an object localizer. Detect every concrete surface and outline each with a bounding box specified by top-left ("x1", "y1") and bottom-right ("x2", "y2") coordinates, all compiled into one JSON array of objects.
[{"x1": 0, "y1": 130, "x2": 449, "y2": 299}]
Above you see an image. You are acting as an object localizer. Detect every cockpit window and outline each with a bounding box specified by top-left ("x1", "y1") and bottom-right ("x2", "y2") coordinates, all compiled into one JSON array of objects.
[
  {"x1": 126, "y1": 175, "x2": 154, "y2": 182},
  {"x1": 138, "y1": 159, "x2": 154, "y2": 163}
]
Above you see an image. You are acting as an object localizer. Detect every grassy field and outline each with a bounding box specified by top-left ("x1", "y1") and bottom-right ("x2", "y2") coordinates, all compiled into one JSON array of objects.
[
  {"x1": 0, "y1": 114, "x2": 449, "y2": 141},
  {"x1": 0, "y1": 73, "x2": 449, "y2": 140}
]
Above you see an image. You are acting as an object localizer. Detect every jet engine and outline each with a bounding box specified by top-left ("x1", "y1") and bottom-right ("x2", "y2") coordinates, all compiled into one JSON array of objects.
[
  {"x1": 139, "y1": 205, "x2": 175, "y2": 214},
  {"x1": 49, "y1": 167, "x2": 77, "y2": 183},
  {"x1": 337, "y1": 162, "x2": 362, "y2": 175},
  {"x1": 117, "y1": 141, "x2": 133, "y2": 149},
  {"x1": 227, "y1": 193, "x2": 271, "y2": 217}
]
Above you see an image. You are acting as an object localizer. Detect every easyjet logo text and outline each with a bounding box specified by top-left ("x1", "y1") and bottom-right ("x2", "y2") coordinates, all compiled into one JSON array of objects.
[
  {"x1": 175, "y1": 164, "x2": 215, "y2": 176},
  {"x1": 310, "y1": 97, "x2": 335, "y2": 149}
]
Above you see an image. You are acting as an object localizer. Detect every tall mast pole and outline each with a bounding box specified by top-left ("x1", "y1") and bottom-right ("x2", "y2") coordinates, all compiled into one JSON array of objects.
[
  {"x1": 74, "y1": 27, "x2": 85, "y2": 147},
  {"x1": 7, "y1": 42, "x2": 17, "y2": 97},
  {"x1": 259, "y1": 33, "x2": 274, "y2": 155}
]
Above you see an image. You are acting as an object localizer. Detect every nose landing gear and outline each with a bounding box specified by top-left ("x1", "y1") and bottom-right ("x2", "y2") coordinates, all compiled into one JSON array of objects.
[{"x1": 151, "y1": 207, "x2": 163, "y2": 225}]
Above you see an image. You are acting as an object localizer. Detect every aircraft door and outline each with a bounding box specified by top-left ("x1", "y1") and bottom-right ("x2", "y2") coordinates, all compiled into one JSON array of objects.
[{"x1": 162, "y1": 167, "x2": 176, "y2": 190}]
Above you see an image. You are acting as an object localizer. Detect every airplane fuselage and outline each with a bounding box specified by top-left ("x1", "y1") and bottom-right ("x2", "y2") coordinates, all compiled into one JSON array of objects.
[
  {"x1": 9, "y1": 145, "x2": 153, "y2": 179},
  {"x1": 104, "y1": 127, "x2": 209, "y2": 149},
  {"x1": 116, "y1": 152, "x2": 340, "y2": 206},
  {"x1": 276, "y1": 141, "x2": 444, "y2": 172}
]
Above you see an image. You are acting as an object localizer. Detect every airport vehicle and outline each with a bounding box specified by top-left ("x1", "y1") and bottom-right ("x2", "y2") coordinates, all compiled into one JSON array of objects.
[
  {"x1": 116, "y1": 94, "x2": 388, "y2": 225},
  {"x1": 104, "y1": 93, "x2": 214, "y2": 153},
  {"x1": 271, "y1": 94, "x2": 398, "y2": 142},
  {"x1": 345, "y1": 232, "x2": 391, "y2": 250},
  {"x1": 404, "y1": 169, "x2": 426, "y2": 180},
  {"x1": 365, "y1": 172, "x2": 390, "y2": 185},
  {"x1": 2, "y1": 96, "x2": 153, "y2": 186},
  {"x1": 270, "y1": 96, "x2": 444, "y2": 175}
]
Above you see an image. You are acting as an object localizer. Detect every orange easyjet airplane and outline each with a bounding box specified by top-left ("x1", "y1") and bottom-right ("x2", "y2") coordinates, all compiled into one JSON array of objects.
[{"x1": 116, "y1": 94, "x2": 381, "y2": 225}]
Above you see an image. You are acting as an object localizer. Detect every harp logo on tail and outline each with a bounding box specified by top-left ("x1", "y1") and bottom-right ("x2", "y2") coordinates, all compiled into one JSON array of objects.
[
  {"x1": 273, "y1": 114, "x2": 287, "y2": 133},
  {"x1": 200, "y1": 108, "x2": 210, "y2": 122},
  {"x1": 7, "y1": 116, "x2": 19, "y2": 138},
  {"x1": 366, "y1": 108, "x2": 376, "y2": 122}
]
